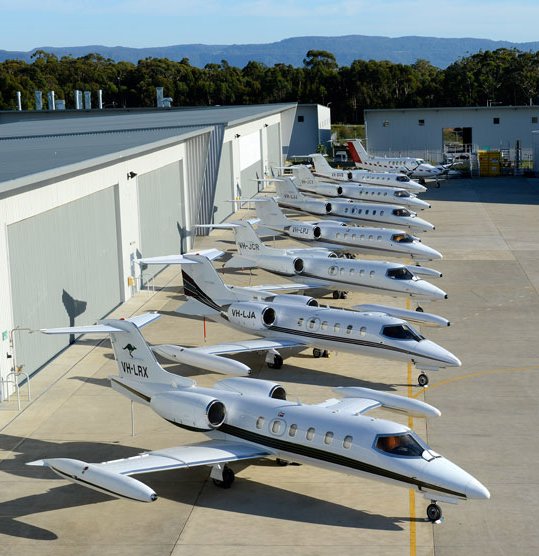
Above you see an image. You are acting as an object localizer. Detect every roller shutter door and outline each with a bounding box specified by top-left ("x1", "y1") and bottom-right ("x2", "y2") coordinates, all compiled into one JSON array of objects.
[
  {"x1": 7, "y1": 186, "x2": 122, "y2": 376},
  {"x1": 239, "y1": 131, "x2": 263, "y2": 199},
  {"x1": 138, "y1": 161, "x2": 186, "y2": 279},
  {"x1": 267, "y1": 123, "x2": 282, "y2": 173},
  {"x1": 213, "y1": 141, "x2": 234, "y2": 223}
]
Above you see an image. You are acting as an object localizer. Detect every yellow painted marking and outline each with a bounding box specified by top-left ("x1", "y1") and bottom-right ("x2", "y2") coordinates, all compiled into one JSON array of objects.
[
  {"x1": 405, "y1": 298, "x2": 417, "y2": 556},
  {"x1": 411, "y1": 365, "x2": 539, "y2": 399}
]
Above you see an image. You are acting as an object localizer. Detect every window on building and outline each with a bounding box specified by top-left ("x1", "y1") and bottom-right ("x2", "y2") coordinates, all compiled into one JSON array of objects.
[
  {"x1": 298, "y1": 115, "x2": 304, "y2": 123},
  {"x1": 532, "y1": 116, "x2": 538, "y2": 124},
  {"x1": 383, "y1": 120, "x2": 389, "y2": 127},
  {"x1": 418, "y1": 119, "x2": 425, "y2": 126},
  {"x1": 493, "y1": 117, "x2": 500, "y2": 125}
]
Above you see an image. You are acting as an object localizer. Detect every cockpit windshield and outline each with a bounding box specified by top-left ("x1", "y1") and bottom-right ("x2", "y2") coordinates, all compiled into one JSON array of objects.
[
  {"x1": 382, "y1": 324, "x2": 424, "y2": 341},
  {"x1": 386, "y1": 267, "x2": 414, "y2": 280},
  {"x1": 393, "y1": 208, "x2": 412, "y2": 217},
  {"x1": 376, "y1": 433, "x2": 425, "y2": 457},
  {"x1": 391, "y1": 233, "x2": 414, "y2": 243},
  {"x1": 394, "y1": 190, "x2": 411, "y2": 198},
  {"x1": 396, "y1": 175, "x2": 410, "y2": 182}
]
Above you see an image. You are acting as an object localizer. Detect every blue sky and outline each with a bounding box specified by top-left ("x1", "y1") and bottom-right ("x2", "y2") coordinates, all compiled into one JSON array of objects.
[{"x1": 1, "y1": 0, "x2": 538, "y2": 51}]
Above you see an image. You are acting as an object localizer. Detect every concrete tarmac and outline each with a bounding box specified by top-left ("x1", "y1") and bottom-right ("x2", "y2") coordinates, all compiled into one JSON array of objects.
[{"x1": 0, "y1": 176, "x2": 538, "y2": 555}]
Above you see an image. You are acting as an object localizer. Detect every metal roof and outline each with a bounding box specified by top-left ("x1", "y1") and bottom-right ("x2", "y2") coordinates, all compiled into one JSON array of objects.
[{"x1": 0, "y1": 104, "x2": 296, "y2": 187}]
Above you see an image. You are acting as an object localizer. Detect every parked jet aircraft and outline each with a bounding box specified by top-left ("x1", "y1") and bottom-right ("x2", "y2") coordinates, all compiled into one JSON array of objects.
[
  {"x1": 347, "y1": 139, "x2": 445, "y2": 181},
  {"x1": 285, "y1": 165, "x2": 431, "y2": 211},
  {"x1": 273, "y1": 176, "x2": 435, "y2": 232},
  {"x1": 255, "y1": 197, "x2": 443, "y2": 261},
  {"x1": 29, "y1": 314, "x2": 488, "y2": 522},
  {"x1": 308, "y1": 153, "x2": 427, "y2": 193},
  {"x1": 138, "y1": 253, "x2": 459, "y2": 385},
  {"x1": 207, "y1": 220, "x2": 447, "y2": 302}
]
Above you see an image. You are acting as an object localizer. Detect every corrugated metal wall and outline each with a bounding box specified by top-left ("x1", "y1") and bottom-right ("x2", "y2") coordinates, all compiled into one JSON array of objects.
[
  {"x1": 7, "y1": 186, "x2": 121, "y2": 375},
  {"x1": 137, "y1": 161, "x2": 186, "y2": 279}
]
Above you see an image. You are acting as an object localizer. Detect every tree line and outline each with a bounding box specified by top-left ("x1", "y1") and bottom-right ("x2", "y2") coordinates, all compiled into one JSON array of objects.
[{"x1": 1, "y1": 48, "x2": 538, "y2": 123}]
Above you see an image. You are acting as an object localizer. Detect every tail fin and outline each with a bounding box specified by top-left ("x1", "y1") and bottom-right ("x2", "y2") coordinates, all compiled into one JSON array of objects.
[
  {"x1": 308, "y1": 153, "x2": 334, "y2": 175},
  {"x1": 41, "y1": 314, "x2": 192, "y2": 387},
  {"x1": 273, "y1": 176, "x2": 306, "y2": 201},
  {"x1": 180, "y1": 254, "x2": 237, "y2": 312},
  {"x1": 288, "y1": 164, "x2": 316, "y2": 187},
  {"x1": 347, "y1": 139, "x2": 368, "y2": 164},
  {"x1": 255, "y1": 198, "x2": 291, "y2": 231},
  {"x1": 231, "y1": 220, "x2": 272, "y2": 257}
]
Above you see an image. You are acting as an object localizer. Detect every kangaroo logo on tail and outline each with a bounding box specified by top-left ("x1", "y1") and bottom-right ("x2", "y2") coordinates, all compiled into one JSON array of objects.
[{"x1": 123, "y1": 343, "x2": 137, "y2": 358}]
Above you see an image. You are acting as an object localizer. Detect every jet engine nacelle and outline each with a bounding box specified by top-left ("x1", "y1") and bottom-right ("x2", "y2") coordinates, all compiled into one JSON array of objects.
[
  {"x1": 214, "y1": 377, "x2": 287, "y2": 400},
  {"x1": 268, "y1": 295, "x2": 319, "y2": 307},
  {"x1": 150, "y1": 391, "x2": 226, "y2": 431},
  {"x1": 287, "y1": 224, "x2": 322, "y2": 241},
  {"x1": 226, "y1": 302, "x2": 276, "y2": 330},
  {"x1": 325, "y1": 202, "x2": 333, "y2": 214},
  {"x1": 310, "y1": 183, "x2": 343, "y2": 197},
  {"x1": 260, "y1": 255, "x2": 304, "y2": 276}
]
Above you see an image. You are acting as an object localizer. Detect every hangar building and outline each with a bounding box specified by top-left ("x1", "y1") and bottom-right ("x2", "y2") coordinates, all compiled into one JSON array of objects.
[
  {"x1": 365, "y1": 106, "x2": 539, "y2": 163},
  {"x1": 0, "y1": 103, "x2": 301, "y2": 396}
]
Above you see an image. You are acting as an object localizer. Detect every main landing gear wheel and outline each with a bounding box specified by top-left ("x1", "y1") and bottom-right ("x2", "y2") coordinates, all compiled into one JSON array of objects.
[
  {"x1": 415, "y1": 306, "x2": 424, "y2": 312},
  {"x1": 426, "y1": 502, "x2": 442, "y2": 522},
  {"x1": 418, "y1": 373, "x2": 429, "y2": 387},
  {"x1": 313, "y1": 348, "x2": 322, "y2": 358},
  {"x1": 267, "y1": 354, "x2": 284, "y2": 369},
  {"x1": 213, "y1": 466, "x2": 235, "y2": 489}
]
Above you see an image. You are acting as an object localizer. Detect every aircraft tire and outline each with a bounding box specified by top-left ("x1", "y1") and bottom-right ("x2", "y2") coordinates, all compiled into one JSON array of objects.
[
  {"x1": 313, "y1": 348, "x2": 322, "y2": 358},
  {"x1": 333, "y1": 291, "x2": 341, "y2": 299},
  {"x1": 340, "y1": 291, "x2": 348, "y2": 299},
  {"x1": 427, "y1": 503, "x2": 442, "y2": 522},
  {"x1": 416, "y1": 306, "x2": 424, "y2": 312},
  {"x1": 213, "y1": 466, "x2": 235, "y2": 489},
  {"x1": 418, "y1": 373, "x2": 429, "y2": 387}
]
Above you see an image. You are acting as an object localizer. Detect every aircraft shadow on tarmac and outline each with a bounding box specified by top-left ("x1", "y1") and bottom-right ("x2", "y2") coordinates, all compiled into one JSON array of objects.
[{"x1": 0, "y1": 433, "x2": 418, "y2": 540}]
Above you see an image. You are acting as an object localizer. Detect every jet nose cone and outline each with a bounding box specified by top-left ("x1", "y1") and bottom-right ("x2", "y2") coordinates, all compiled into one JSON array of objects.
[{"x1": 466, "y1": 478, "x2": 490, "y2": 500}]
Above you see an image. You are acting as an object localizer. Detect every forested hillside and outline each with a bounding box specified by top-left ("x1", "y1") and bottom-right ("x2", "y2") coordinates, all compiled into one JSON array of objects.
[{"x1": 1, "y1": 48, "x2": 538, "y2": 124}]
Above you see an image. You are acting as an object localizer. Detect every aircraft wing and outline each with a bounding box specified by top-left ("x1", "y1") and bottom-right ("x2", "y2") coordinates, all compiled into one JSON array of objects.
[
  {"x1": 97, "y1": 440, "x2": 272, "y2": 475},
  {"x1": 28, "y1": 440, "x2": 272, "y2": 502},
  {"x1": 184, "y1": 338, "x2": 307, "y2": 355},
  {"x1": 242, "y1": 283, "x2": 320, "y2": 293},
  {"x1": 318, "y1": 387, "x2": 440, "y2": 418}
]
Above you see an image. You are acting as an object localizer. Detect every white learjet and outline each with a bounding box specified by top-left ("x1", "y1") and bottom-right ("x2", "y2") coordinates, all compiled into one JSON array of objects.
[
  {"x1": 138, "y1": 253, "x2": 459, "y2": 385},
  {"x1": 274, "y1": 176, "x2": 435, "y2": 232},
  {"x1": 308, "y1": 153, "x2": 427, "y2": 193},
  {"x1": 255, "y1": 197, "x2": 443, "y2": 261},
  {"x1": 346, "y1": 139, "x2": 446, "y2": 181},
  {"x1": 29, "y1": 313, "x2": 488, "y2": 522},
  {"x1": 205, "y1": 219, "x2": 447, "y2": 302},
  {"x1": 287, "y1": 164, "x2": 431, "y2": 211}
]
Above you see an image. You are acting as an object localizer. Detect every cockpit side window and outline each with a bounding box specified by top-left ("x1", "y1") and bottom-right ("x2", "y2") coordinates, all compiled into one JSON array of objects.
[
  {"x1": 396, "y1": 175, "x2": 410, "y2": 182},
  {"x1": 375, "y1": 433, "x2": 425, "y2": 457},
  {"x1": 382, "y1": 324, "x2": 424, "y2": 341},
  {"x1": 386, "y1": 267, "x2": 414, "y2": 280},
  {"x1": 394, "y1": 190, "x2": 411, "y2": 198},
  {"x1": 391, "y1": 233, "x2": 414, "y2": 244},
  {"x1": 393, "y1": 208, "x2": 412, "y2": 217}
]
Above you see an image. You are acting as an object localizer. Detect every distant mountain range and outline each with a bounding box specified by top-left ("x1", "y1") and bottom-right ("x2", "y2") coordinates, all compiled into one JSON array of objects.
[{"x1": 2, "y1": 35, "x2": 539, "y2": 69}]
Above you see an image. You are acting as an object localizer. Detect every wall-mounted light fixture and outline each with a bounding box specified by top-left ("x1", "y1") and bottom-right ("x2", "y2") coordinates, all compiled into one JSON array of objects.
[
  {"x1": 234, "y1": 133, "x2": 241, "y2": 138},
  {"x1": 127, "y1": 171, "x2": 138, "y2": 180}
]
